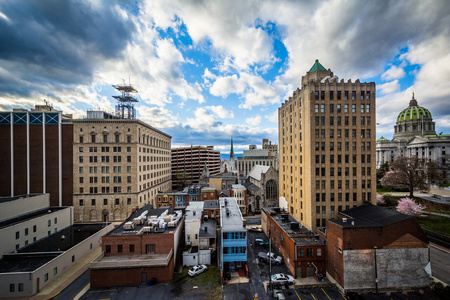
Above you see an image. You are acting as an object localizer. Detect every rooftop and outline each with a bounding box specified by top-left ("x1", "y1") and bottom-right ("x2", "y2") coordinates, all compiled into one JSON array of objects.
[
  {"x1": 309, "y1": 59, "x2": 327, "y2": 72},
  {"x1": 107, "y1": 205, "x2": 183, "y2": 236},
  {"x1": 220, "y1": 198, "x2": 245, "y2": 232},
  {"x1": 248, "y1": 165, "x2": 270, "y2": 181},
  {"x1": 330, "y1": 204, "x2": 412, "y2": 228},
  {"x1": 199, "y1": 218, "x2": 216, "y2": 239},
  {"x1": 0, "y1": 206, "x2": 68, "y2": 230},
  {"x1": 262, "y1": 208, "x2": 325, "y2": 246},
  {"x1": 231, "y1": 184, "x2": 246, "y2": 190},
  {"x1": 0, "y1": 223, "x2": 107, "y2": 273},
  {"x1": 185, "y1": 202, "x2": 204, "y2": 222},
  {"x1": 91, "y1": 251, "x2": 172, "y2": 269},
  {"x1": 203, "y1": 200, "x2": 220, "y2": 209}
]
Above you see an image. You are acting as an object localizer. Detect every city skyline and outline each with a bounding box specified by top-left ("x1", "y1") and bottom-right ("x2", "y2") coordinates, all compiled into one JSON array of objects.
[{"x1": 1, "y1": 0, "x2": 449, "y2": 154}]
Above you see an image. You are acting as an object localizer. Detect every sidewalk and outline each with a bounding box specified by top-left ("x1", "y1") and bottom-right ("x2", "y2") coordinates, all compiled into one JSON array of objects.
[{"x1": 27, "y1": 247, "x2": 101, "y2": 300}]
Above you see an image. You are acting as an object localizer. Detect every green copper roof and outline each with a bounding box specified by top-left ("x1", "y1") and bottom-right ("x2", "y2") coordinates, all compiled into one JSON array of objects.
[
  {"x1": 377, "y1": 136, "x2": 389, "y2": 142},
  {"x1": 397, "y1": 106, "x2": 432, "y2": 122},
  {"x1": 309, "y1": 59, "x2": 327, "y2": 72},
  {"x1": 397, "y1": 94, "x2": 432, "y2": 122}
]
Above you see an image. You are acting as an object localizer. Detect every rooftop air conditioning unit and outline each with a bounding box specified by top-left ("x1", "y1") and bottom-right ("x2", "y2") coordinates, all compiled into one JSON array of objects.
[
  {"x1": 342, "y1": 218, "x2": 347, "y2": 223},
  {"x1": 142, "y1": 226, "x2": 152, "y2": 233}
]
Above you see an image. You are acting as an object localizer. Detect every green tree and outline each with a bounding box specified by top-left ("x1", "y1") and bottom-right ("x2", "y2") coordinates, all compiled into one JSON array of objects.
[
  {"x1": 376, "y1": 162, "x2": 390, "y2": 183},
  {"x1": 175, "y1": 171, "x2": 190, "y2": 190}
]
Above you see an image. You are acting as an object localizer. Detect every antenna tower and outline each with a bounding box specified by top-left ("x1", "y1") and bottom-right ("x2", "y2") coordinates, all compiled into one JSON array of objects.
[{"x1": 112, "y1": 80, "x2": 138, "y2": 119}]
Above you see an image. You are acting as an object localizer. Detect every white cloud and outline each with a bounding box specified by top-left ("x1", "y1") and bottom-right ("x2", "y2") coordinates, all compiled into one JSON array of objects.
[
  {"x1": 205, "y1": 105, "x2": 234, "y2": 118},
  {"x1": 138, "y1": 105, "x2": 181, "y2": 129},
  {"x1": 186, "y1": 108, "x2": 219, "y2": 131},
  {"x1": 381, "y1": 66, "x2": 406, "y2": 81},
  {"x1": 377, "y1": 80, "x2": 400, "y2": 95},
  {"x1": 265, "y1": 110, "x2": 278, "y2": 123},
  {"x1": 246, "y1": 115, "x2": 262, "y2": 126}
]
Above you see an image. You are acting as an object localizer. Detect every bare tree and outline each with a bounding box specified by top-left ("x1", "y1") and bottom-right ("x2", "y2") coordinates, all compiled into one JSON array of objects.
[{"x1": 381, "y1": 156, "x2": 442, "y2": 198}]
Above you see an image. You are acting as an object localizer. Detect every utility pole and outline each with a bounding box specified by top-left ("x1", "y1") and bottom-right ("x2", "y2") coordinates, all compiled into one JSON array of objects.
[
  {"x1": 374, "y1": 246, "x2": 378, "y2": 294},
  {"x1": 269, "y1": 229, "x2": 272, "y2": 291}
]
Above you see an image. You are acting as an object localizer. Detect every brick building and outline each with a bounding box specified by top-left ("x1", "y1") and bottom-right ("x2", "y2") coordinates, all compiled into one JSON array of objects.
[
  {"x1": 155, "y1": 185, "x2": 201, "y2": 208},
  {"x1": 230, "y1": 184, "x2": 247, "y2": 216},
  {"x1": 326, "y1": 204, "x2": 429, "y2": 293},
  {"x1": 261, "y1": 207, "x2": 326, "y2": 279},
  {"x1": 201, "y1": 186, "x2": 217, "y2": 201},
  {"x1": 90, "y1": 205, "x2": 184, "y2": 287},
  {"x1": 0, "y1": 104, "x2": 73, "y2": 206},
  {"x1": 278, "y1": 59, "x2": 376, "y2": 232}
]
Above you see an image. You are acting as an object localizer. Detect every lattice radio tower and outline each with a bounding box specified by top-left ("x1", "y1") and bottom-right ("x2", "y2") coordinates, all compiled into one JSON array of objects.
[{"x1": 112, "y1": 79, "x2": 138, "y2": 119}]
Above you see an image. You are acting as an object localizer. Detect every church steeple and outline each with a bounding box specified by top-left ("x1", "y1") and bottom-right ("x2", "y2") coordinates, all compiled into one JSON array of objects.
[{"x1": 230, "y1": 138, "x2": 234, "y2": 160}]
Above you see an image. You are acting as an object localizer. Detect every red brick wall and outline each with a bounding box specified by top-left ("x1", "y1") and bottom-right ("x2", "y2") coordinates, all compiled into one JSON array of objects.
[
  {"x1": 90, "y1": 255, "x2": 175, "y2": 288},
  {"x1": 0, "y1": 125, "x2": 11, "y2": 196},
  {"x1": 29, "y1": 125, "x2": 43, "y2": 194},
  {"x1": 325, "y1": 221, "x2": 345, "y2": 287},
  {"x1": 45, "y1": 125, "x2": 60, "y2": 206},
  {"x1": 265, "y1": 211, "x2": 326, "y2": 278},
  {"x1": 102, "y1": 233, "x2": 174, "y2": 256},
  {"x1": 13, "y1": 125, "x2": 27, "y2": 196},
  {"x1": 61, "y1": 124, "x2": 73, "y2": 206}
]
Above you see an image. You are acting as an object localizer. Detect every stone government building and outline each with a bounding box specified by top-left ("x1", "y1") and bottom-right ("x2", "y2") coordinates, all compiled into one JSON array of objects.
[{"x1": 376, "y1": 94, "x2": 450, "y2": 181}]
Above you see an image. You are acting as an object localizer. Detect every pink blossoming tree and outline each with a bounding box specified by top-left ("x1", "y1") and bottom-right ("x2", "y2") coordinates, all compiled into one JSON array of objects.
[
  {"x1": 396, "y1": 197, "x2": 425, "y2": 216},
  {"x1": 376, "y1": 194, "x2": 385, "y2": 205}
]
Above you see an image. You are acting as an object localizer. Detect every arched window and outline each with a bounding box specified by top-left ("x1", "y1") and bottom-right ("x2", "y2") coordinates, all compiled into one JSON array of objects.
[
  {"x1": 266, "y1": 179, "x2": 278, "y2": 200},
  {"x1": 89, "y1": 209, "x2": 98, "y2": 221}
]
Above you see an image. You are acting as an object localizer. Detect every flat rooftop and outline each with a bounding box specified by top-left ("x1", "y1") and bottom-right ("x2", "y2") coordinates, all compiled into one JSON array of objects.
[
  {"x1": 0, "y1": 223, "x2": 108, "y2": 273},
  {"x1": 0, "y1": 206, "x2": 68, "y2": 230},
  {"x1": 330, "y1": 204, "x2": 412, "y2": 228},
  {"x1": 200, "y1": 218, "x2": 216, "y2": 239},
  {"x1": 203, "y1": 200, "x2": 220, "y2": 209},
  {"x1": 91, "y1": 252, "x2": 172, "y2": 269},
  {"x1": 262, "y1": 207, "x2": 325, "y2": 246},
  {"x1": 185, "y1": 202, "x2": 204, "y2": 222},
  {"x1": 107, "y1": 205, "x2": 183, "y2": 236},
  {"x1": 0, "y1": 193, "x2": 44, "y2": 204},
  {"x1": 220, "y1": 198, "x2": 245, "y2": 232}
]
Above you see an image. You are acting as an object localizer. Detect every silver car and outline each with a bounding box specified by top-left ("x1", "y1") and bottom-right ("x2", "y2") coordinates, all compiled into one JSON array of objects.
[{"x1": 188, "y1": 264, "x2": 207, "y2": 277}]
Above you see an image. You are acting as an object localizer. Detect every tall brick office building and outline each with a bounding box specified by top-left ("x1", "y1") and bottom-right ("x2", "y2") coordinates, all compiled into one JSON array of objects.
[
  {"x1": 0, "y1": 104, "x2": 73, "y2": 206},
  {"x1": 278, "y1": 60, "x2": 376, "y2": 232}
]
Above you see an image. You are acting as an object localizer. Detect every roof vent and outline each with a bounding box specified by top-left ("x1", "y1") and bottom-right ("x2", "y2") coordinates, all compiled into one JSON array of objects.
[
  {"x1": 351, "y1": 221, "x2": 355, "y2": 226},
  {"x1": 290, "y1": 222, "x2": 300, "y2": 230},
  {"x1": 342, "y1": 218, "x2": 347, "y2": 223},
  {"x1": 193, "y1": 211, "x2": 196, "y2": 215}
]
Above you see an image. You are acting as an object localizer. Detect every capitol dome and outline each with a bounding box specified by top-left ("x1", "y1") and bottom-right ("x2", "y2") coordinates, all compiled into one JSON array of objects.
[
  {"x1": 397, "y1": 95, "x2": 432, "y2": 122},
  {"x1": 393, "y1": 93, "x2": 436, "y2": 141}
]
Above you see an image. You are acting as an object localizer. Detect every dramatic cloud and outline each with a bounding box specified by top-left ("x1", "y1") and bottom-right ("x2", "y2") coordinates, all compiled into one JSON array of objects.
[
  {"x1": 377, "y1": 80, "x2": 401, "y2": 95},
  {"x1": 381, "y1": 66, "x2": 406, "y2": 81},
  {"x1": 205, "y1": 105, "x2": 235, "y2": 118}
]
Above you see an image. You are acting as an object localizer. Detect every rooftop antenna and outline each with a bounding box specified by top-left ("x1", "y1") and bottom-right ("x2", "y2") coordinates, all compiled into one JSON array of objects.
[{"x1": 112, "y1": 77, "x2": 138, "y2": 119}]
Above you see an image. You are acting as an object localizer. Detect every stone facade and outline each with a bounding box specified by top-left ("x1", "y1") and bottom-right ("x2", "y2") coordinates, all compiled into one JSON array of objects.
[
  {"x1": 72, "y1": 117, "x2": 171, "y2": 222},
  {"x1": 278, "y1": 60, "x2": 376, "y2": 232}
]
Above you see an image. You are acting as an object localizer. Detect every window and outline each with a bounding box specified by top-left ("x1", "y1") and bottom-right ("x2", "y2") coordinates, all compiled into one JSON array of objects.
[
  {"x1": 54, "y1": 217, "x2": 57, "y2": 224},
  {"x1": 329, "y1": 104, "x2": 334, "y2": 113},
  {"x1": 115, "y1": 134, "x2": 120, "y2": 143},
  {"x1": 103, "y1": 134, "x2": 108, "y2": 143},
  {"x1": 352, "y1": 91, "x2": 356, "y2": 100},
  {"x1": 91, "y1": 198, "x2": 96, "y2": 206},
  {"x1": 18, "y1": 283, "x2": 23, "y2": 292},
  {"x1": 79, "y1": 199, "x2": 84, "y2": 206},
  {"x1": 127, "y1": 135, "x2": 132, "y2": 143},
  {"x1": 79, "y1": 136, "x2": 83, "y2": 143},
  {"x1": 344, "y1": 91, "x2": 349, "y2": 100},
  {"x1": 33, "y1": 225, "x2": 36, "y2": 232},
  {"x1": 337, "y1": 104, "x2": 341, "y2": 113},
  {"x1": 344, "y1": 104, "x2": 348, "y2": 113},
  {"x1": 146, "y1": 244, "x2": 156, "y2": 254},
  {"x1": 315, "y1": 91, "x2": 319, "y2": 100},
  {"x1": 307, "y1": 248, "x2": 314, "y2": 257},
  {"x1": 72, "y1": 255, "x2": 75, "y2": 262},
  {"x1": 16, "y1": 231, "x2": 19, "y2": 239},
  {"x1": 106, "y1": 245, "x2": 111, "y2": 253},
  {"x1": 298, "y1": 249, "x2": 304, "y2": 257},
  {"x1": 54, "y1": 267, "x2": 57, "y2": 275},
  {"x1": 79, "y1": 156, "x2": 84, "y2": 163},
  {"x1": 366, "y1": 104, "x2": 370, "y2": 113},
  {"x1": 10, "y1": 284, "x2": 15, "y2": 292},
  {"x1": 44, "y1": 273, "x2": 48, "y2": 282},
  {"x1": 130, "y1": 244, "x2": 135, "y2": 253},
  {"x1": 48, "y1": 220, "x2": 51, "y2": 227},
  {"x1": 315, "y1": 104, "x2": 319, "y2": 113},
  {"x1": 118, "y1": 245, "x2": 123, "y2": 253},
  {"x1": 330, "y1": 91, "x2": 334, "y2": 100},
  {"x1": 115, "y1": 198, "x2": 120, "y2": 205}
]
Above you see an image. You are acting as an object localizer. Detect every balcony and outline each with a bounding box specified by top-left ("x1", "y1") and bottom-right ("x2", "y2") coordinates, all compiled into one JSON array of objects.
[
  {"x1": 223, "y1": 238, "x2": 247, "y2": 247},
  {"x1": 222, "y1": 253, "x2": 247, "y2": 262}
]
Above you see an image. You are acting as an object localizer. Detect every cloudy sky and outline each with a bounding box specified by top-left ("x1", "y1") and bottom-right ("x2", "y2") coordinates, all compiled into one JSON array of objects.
[{"x1": 1, "y1": 0, "x2": 449, "y2": 155}]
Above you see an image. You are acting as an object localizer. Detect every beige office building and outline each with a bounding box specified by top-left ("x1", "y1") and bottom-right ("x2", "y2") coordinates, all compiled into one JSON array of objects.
[
  {"x1": 73, "y1": 111, "x2": 172, "y2": 222},
  {"x1": 278, "y1": 60, "x2": 376, "y2": 232}
]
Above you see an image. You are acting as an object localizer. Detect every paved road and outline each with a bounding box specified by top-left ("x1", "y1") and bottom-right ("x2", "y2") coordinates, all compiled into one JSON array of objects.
[
  {"x1": 430, "y1": 245, "x2": 450, "y2": 285},
  {"x1": 54, "y1": 269, "x2": 89, "y2": 300}
]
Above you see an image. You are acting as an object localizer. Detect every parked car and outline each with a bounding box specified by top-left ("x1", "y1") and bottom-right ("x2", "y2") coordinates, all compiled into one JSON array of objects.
[
  {"x1": 188, "y1": 264, "x2": 207, "y2": 277},
  {"x1": 248, "y1": 226, "x2": 262, "y2": 232},
  {"x1": 257, "y1": 252, "x2": 283, "y2": 265},
  {"x1": 271, "y1": 273, "x2": 295, "y2": 285},
  {"x1": 255, "y1": 238, "x2": 269, "y2": 246},
  {"x1": 273, "y1": 289, "x2": 286, "y2": 300}
]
